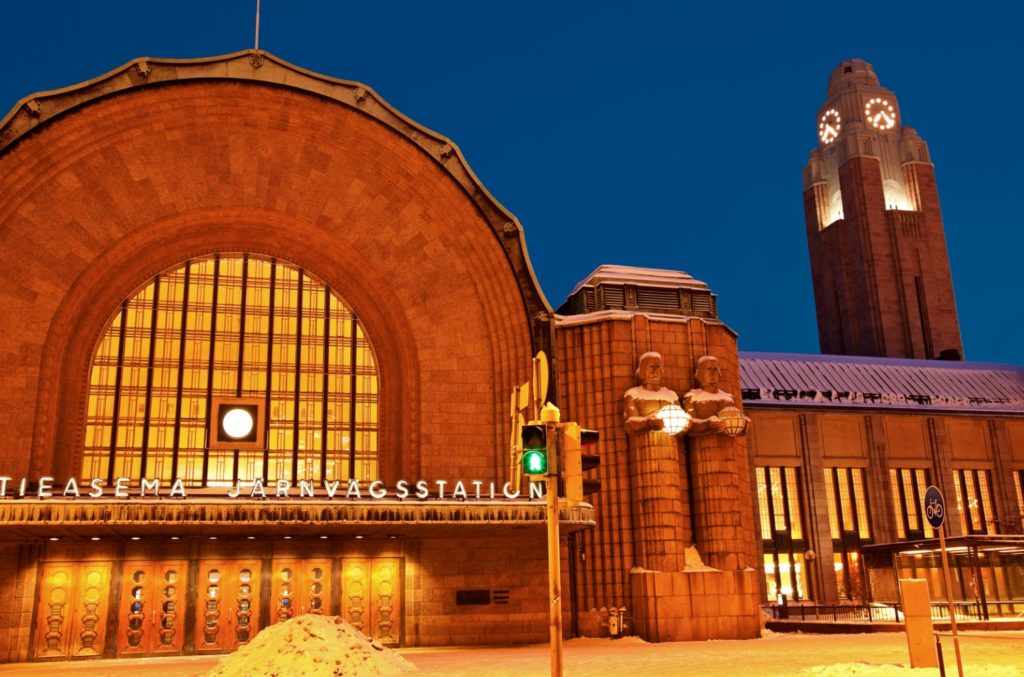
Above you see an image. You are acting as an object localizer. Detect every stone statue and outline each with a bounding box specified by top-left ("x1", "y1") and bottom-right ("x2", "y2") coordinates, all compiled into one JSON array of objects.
[
  {"x1": 623, "y1": 352, "x2": 685, "y2": 436},
  {"x1": 683, "y1": 355, "x2": 749, "y2": 437},
  {"x1": 622, "y1": 351, "x2": 691, "y2": 572},
  {"x1": 684, "y1": 354, "x2": 754, "y2": 571}
]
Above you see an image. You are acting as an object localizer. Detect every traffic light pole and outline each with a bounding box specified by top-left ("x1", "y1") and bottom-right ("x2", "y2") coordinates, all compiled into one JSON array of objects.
[{"x1": 545, "y1": 419, "x2": 563, "y2": 677}]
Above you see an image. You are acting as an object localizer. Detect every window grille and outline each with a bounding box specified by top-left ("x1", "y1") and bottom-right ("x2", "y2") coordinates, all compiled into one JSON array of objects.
[{"x1": 83, "y1": 254, "x2": 379, "y2": 487}]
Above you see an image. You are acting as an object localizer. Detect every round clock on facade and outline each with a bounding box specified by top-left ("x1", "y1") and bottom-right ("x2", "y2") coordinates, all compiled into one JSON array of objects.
[
  {"x1": 818, "y1": 109, "x2": 841, "y2": 144},
  {"x1": 865, "y1": 97, "x2": 896, "y2": 130}
]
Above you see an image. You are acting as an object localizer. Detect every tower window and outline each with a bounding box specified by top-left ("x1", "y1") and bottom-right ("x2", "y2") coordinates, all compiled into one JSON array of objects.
[{"x1": 82, "y1": 254, "x2": 380, "y2": 487}]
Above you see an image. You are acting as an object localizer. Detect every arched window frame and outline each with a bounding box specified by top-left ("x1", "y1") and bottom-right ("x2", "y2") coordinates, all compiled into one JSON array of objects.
[{"x1": 82, "y1": 253, "x2": 379, "y2": 487}]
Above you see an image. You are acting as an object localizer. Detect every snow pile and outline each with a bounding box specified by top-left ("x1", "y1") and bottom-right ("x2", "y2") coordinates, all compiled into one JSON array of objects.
[
  {"x1": 804, "y1": 663, "x2": 1023, "y2": 676},
  {"x1": 683, "y1": 545, "x2": 716, "y2": 571},
  {"x1": 207, "y1": 614, "x2": 416, "y2": 677}
]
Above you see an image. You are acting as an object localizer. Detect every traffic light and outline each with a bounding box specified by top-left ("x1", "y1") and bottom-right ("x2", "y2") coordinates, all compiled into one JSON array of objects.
[
  {"x1": 521, "y1": 423, "x2": 548, "y2": 477},
  {"x1": 559, "y1": 422, "x2": 600, "y2": 506}
]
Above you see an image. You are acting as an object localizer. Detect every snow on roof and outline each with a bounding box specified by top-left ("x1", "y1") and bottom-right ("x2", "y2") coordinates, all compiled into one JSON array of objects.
[
  {"x1": 739, "y1": 352, "x2": 1024, "y2": 413},
  {"x1": 566, "y1": 265, "x2": 709, "y2": 296}
]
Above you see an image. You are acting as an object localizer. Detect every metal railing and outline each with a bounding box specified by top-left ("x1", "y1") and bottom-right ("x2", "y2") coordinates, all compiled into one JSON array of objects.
[
  {"x1": 764, "y1": 602, "x2": 901, "y2": 623},
  {"x1": 764, "y1": 599, "x2": 1024, "y2": 623}
]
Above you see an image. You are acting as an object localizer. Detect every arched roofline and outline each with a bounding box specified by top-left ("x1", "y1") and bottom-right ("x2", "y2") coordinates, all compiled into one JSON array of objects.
[{"x1": 0, "y1": 49, "x2": 552, "y2": 317}]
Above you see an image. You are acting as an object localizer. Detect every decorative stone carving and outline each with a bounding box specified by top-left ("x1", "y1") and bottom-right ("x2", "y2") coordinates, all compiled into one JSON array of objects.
[
  {"x1": 623, "y1": 352, "x2": 691, "y2": 572},
  {"x1": 684, "y1": 355, "x2": 755, "y2": 571},
  {"x1": 683, "y1": 355, "x2": 749, "y2": 437},
  {"x1": 624, "y1": 352, "x2": 686, "y2": 437}
]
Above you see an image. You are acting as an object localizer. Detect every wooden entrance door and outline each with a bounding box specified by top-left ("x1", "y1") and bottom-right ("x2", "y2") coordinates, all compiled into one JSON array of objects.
[
  {"x1": 195, "y1": 560, "x2": 261, "y2": 652},
  {"x1": 34, "y1": 562, "x2": 112, "y2": 659},
  {"x1": 271, "y1": 559, "x2": 332, "y2": 624},
  {"x1": 341, "y1": 557, "x2": 401, "y2": 646},
  {"x1": 117, "y1": 560, "x2": 186, "y2": 655}
]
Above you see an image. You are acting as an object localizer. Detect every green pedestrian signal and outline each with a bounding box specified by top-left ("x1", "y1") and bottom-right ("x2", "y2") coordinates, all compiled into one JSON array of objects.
[
  {"x1": 521, "y1": 423, "x2": 548, "y2": 477},
  {"x1": 523, "y1": 448, "x2": 548, "y2": 475}
]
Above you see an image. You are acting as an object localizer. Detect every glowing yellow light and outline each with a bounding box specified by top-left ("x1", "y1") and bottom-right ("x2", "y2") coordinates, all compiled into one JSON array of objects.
[
  {"x1": 655, "y1": 404, "x2": 692, "y2": 435},
  {"x1": 223, "y1": 408, "x2": 255, "y2": 439}
]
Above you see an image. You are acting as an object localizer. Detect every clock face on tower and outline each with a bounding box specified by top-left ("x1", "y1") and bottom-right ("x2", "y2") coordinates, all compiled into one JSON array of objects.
[
  {"x1": 818, "y1": 109, "x2": 841, "y2": 144},
  {"x1": 865, "y1": 97, "x2": 897, "y2": 130}
]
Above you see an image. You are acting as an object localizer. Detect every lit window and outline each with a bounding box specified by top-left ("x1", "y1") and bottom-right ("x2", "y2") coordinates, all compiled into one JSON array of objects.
[
  {"x1": 83, "y1": 254, "x2": 379, "y2": 487},
  {"x1": 1015, "y1": 471, "x2": 1024, "y2": 522},
  {"x1": 824, "y1": 467, "x2": 872, "y2": 600},
  {"x1": 953, "y1": 469, "x2": 997, "y2": 535},
  {"x1": 890, "y1": 468, "x2": 935, "y2": 540},
  {"x1": 757, "y1": 466, "x2": 808, "y2": 601}
]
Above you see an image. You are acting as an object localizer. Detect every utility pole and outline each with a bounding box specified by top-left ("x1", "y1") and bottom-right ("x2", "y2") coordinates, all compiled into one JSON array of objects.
[{"x1": 541, "y1": 402, "x2": 563, "y2": 677}]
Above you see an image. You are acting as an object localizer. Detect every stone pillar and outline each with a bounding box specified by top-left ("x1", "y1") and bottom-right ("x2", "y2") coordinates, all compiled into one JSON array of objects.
[
  {"x1": 800, "y1": 414, "x2": 839, "y2": 601},
  {"x1": 628, "y1": 430, "x2": 689, "y2": 572},
  {"x1": 690, "y1": 434, "x2": 750, "y2": 571}
]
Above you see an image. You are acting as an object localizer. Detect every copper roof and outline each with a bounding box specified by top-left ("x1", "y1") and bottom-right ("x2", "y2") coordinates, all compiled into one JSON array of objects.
[{"x1": 739, "y1": 352, "x2": 1024, "y2": 413}]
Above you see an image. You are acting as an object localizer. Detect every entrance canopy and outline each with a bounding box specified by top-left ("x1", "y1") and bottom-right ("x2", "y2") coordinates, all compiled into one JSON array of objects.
[{"x1": 862, "y1": 535, "x2": 1024, "y2": 618}]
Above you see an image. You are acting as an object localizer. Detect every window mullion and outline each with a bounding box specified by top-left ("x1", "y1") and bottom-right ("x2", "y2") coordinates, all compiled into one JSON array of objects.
[
  {"x1": 264, "y1": 261, "x2": 276, "y2": 482},
  {"x1": 139, "y1": 275, "x2": 161, "y2": 479},
  {"x1": 292, "y1": 271, "x2": 304, "y2": 485},
  {"x1": 348, "y1": 317, "x2": 358, "y2": 481},
  {"x1": 106, "y1": 301, "x2": 129, "y2": 486},
  {"x1": 170, "y1": 262, "x2": 191, "y2": 480},
  {"x1": 202, "y1": 255, "x2": 221, "y2": 487},
  {"x1": 321, "y1": 291, "x2": 330, "y2": 483}
]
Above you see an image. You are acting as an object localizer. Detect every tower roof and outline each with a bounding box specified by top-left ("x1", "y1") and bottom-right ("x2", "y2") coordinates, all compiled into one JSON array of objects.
[{"x1": 827, "y1": 58, "x2": 880, "y2": 95}]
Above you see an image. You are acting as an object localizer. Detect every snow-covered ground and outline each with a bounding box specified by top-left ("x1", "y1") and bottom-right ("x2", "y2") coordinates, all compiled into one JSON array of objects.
[
  {"x1": 407, "y1": 632, "x2": 1024, "y2": 677},
  {"x1": 2, "y1": 631, "x2": 1022, "y2": 676}
]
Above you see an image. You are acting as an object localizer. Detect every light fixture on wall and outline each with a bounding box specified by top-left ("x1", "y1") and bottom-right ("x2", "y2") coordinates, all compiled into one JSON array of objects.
[
  {"x1": 719, "y1": 407, "x2": 749, "y2": 436},
  {"x1": 655, "y1": 404, "x2": 692, "y2": 435},
  {"x1": 209, "y1": 397, "x2": 265, "y2": 450}
]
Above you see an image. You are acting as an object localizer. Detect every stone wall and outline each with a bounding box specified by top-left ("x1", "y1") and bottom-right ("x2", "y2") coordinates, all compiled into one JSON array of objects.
[
  {"x1": 0, "y1": 80, "x2": 535, "y2": 486},
  {"x1": 630, "y1": 569, "x2": 761, "y2": 642}
]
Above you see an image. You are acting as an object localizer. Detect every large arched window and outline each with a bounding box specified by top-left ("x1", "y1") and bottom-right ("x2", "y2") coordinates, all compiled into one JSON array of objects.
[{"x1": 83, "y1": 254, "x2": 379, "y2": 487}]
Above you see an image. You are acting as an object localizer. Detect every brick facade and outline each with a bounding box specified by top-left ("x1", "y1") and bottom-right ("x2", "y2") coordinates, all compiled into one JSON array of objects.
[
  {"x1": 556, "y1": 307, "x2": 760, "y2": 641},
  {"x1": 0, "y1": 51, "x2": 1018, "y2": 666},
  {"x1": 0, "y1": 55, "x2": 563, "y2": 661},
  {"x1": 747, "y1": 406, "x2": 1024, "y2": 602}
]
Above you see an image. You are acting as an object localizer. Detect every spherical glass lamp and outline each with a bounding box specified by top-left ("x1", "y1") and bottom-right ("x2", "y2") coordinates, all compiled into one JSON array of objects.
[
  {"x1": 656, "y1": 404, "x2": 692, "y2": 435},
  {"x1": 719, "y1": 406, "x2": 749, "y2": 436}
]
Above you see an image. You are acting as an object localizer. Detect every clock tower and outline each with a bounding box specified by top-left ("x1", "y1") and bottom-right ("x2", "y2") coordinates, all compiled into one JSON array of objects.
[{"x1": 803, "y1": 59, "x2": 963, "y2": 360}]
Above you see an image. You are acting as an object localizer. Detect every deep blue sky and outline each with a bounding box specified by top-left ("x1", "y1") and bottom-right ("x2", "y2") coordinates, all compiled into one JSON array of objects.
[{"x1": 2, "y1": 2, "x2": 1021, "y2": 364}]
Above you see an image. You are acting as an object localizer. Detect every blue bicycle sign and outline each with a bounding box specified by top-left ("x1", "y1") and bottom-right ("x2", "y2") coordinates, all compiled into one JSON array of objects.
[{"x1": 924, "y1": 485, "x2": 945, "y2": 529}]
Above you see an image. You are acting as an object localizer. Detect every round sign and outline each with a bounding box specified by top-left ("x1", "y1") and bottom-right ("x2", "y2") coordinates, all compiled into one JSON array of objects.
[{"x1": 923, "y1": 485, "x2": 945, "y2": 529}]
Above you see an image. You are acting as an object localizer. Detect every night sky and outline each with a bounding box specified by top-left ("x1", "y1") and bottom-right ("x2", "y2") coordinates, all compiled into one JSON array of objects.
[{"x1": 2, "y1": 2, "x2": 1021, "y2": 365}]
